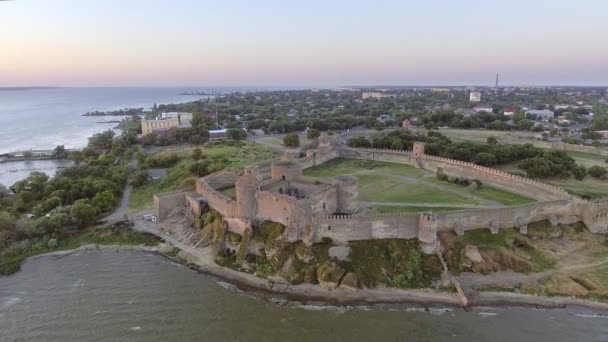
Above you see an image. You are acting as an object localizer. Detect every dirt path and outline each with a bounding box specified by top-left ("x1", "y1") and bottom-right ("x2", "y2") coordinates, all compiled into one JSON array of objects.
[{"x1": 104, "y1": 156, "x2": 137, "y2": 224}]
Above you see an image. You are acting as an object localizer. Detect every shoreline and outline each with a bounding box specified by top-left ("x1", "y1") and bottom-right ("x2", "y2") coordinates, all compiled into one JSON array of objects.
[
  {"x1": 11, "y1": 243, "x2": 608, "y2": 313},
  {"x1": 128, "y1": 222, "x2": 608, "y2": 312}
]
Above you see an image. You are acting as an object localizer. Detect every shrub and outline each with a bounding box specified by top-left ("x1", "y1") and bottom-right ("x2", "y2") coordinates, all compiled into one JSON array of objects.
[{"x1": 588, "y1": 166, "x2": 607, "y2": 179}]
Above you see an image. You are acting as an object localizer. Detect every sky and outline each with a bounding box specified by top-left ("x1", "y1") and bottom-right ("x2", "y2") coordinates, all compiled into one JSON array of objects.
[{"x1": 1, "y1": 0, "x2": 607, "y2": 87}]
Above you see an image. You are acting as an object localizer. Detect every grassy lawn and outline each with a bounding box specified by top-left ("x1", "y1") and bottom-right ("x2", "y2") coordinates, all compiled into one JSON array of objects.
[
  {"x1": 547, "y1": 177, "x2": 608, "y2": 199},
  {"x1": 304, "y1": 158, "x2": 426, "y2": 178},
  {"x1": 221, "y1": 187, "x2": 236, "y2": 199},
  {"x1": 427, "y1": 177, "x2": 534, "y2": 205},
  {"x1": 129, "y1": 142, "x2": 277, "y2": 210},
  {"x1": 304, "y1": 158, "x2": 533, "y2": 206},
  {"x1": 357, "y1": 174, "x2": 473, "y2": 204},
  {"x1": 256, "y1": 134, "x2": 312, "y2": 148},
  {"x1": 565, "y1": 151, "x2": 608, "y2": 168},
  {"x1": 305, "y1": 158, "x2": 469, "y2": 204}
]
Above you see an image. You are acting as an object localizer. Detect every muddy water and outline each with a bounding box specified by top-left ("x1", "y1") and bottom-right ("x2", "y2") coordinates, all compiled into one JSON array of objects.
[{"x1": 1, "y1": 250, "x2": 607, "y2": 342}]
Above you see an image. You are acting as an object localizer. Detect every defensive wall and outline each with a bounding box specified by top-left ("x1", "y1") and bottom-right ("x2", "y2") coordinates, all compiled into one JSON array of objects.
[
  {"x1": 336, "y1": 146, "x2": 570, "y2": 201},
  {"x1": 154, "y1": 137, "x2": 608, "y2": 253}
]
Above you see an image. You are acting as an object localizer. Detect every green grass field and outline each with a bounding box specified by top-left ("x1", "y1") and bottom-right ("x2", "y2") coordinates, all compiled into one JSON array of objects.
[
  {"x1": 129, "y1": 142, "x2": 277, "y2": 210},
  {"x1": 304, "y1": 158, "x2": 532, "y2": 209},
  {"x1": 256, "y1": 134, "x2": 312, "y2": 148}
]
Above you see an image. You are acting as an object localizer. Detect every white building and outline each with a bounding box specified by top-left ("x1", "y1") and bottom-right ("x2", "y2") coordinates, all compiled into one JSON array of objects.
[
  {"x1": 526, "y1": 109, "x2": 555, "y2": 121},
  {"x1": 469, "y1": 91, "x2": 482, "y2": 103}
]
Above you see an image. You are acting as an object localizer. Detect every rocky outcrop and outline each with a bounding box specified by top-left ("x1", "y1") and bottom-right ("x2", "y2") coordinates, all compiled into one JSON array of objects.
[
  {"x1": 316, "y1": 261, "x2": 346, "y2": 290},
  {"x1": 340, "y1": 272, "x2": 359, "y2": 290},
  {"x1": 464, "y1": 244, "x2": 483, "y2": 263},
  {"x1": 328, "y1": 245, "x2": 351, "y2": 262}
]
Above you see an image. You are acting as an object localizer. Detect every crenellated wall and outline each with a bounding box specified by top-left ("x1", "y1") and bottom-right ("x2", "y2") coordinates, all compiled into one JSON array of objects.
[
  {"x1": 195, "y1": 178, "x2": 237, "y2": 217},
  {"x1": 313, "y1": 212, "x2": 420, "y2": 243},
  {"x1": 158, "y1": 141, "x2": 606, "y2": 251},
  {"x1": 435, "y1": 200, "x2": 580, "y2": 233},
  {"x1": 335, "y1": 147, "x2": 570, "y2": 201},
  {"x1": 421, "y1": 155, "x2": 570, "y2": 201},
  {"x1": 582, "y1": 199, "x2": 608, "y2": 234}
]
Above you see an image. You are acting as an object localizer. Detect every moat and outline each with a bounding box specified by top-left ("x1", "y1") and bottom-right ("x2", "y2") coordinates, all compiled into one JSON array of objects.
[{"x1": 2, "y1": 250, "x2": 608, "y2": 342}]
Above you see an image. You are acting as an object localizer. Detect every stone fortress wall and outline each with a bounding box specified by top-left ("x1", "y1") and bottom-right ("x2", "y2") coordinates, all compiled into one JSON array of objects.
[{"x1": 155, "y1": 135, "x2": 608, "y2": 253}]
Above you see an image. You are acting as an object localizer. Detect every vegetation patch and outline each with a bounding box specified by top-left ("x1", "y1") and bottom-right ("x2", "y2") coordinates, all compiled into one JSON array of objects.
[
  {"x1": 0, "y1": 224, "x2": 159, "y2": 275},
  {"x1": 348, "y1": 239, "x2": 442, "y2": 288}
]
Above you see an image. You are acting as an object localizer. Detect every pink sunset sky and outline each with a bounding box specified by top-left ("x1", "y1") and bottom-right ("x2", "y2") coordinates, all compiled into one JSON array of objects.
[{"x1": 1, "y1": 0, "x2": 607, "y2": 87}]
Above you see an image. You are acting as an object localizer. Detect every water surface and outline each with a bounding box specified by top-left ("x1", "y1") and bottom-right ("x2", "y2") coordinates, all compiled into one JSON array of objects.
[{"x1": 1, "y1": 251, "x2": 607, "y2": 341}]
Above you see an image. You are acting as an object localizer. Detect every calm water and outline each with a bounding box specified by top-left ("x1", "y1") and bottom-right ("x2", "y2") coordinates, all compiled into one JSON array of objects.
[
  {"x1": 0, "y1": 87, "x2": 208, "y2": 155},
  {"x1": 0, "y1": 87, "x2": 209, "y2": 186},
  {"x1": 1, "y1": 251, "x2": 607, "y2": 342},
  {"x1": 0, "y1": 160, "x2": 73, "y2": 187}
]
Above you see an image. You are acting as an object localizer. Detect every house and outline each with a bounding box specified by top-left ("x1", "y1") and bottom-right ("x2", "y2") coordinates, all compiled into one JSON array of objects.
[
  {"x1": 473, "y1": 106, "x2": 493, "y2": 113},
  {"x1": 141, "y1": 112, "x2": 192, "y2": 135},
  {"x1": 455, "y1": 108, "x2": 476, "y2": 117},
  {"x1": 377, "y1": 114, "x2": 394, "y2": 123},
  {"x1": 503, "y1": 107, "x2": 516, "y2": 116},
  {"x1": 469, "y1": 91, "x2": 481, "y2": 102},
  {"x1": 526, "y1": 109, "x2": 555, "y2": 121},
  {"x1": 362, "y1": 92, "x2": 394, "y2": 100},
  {"x1": 209, "y1": 129, "x2": 228, "y2": 140},
  {"x1": 596, "y1": 130, "x2": 608, "y2": 139}
]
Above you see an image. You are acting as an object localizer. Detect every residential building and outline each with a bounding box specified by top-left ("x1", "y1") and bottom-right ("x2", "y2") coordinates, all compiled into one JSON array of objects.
[
  {"x1": 595, "y1": 130, "x2": 608, "y2": 139},
  {"x1": 473, "y1": 106, "x2": 493, "y2": 113},
  {"x1": 141, "y1": 117, "x2": 180, "y2": 135},
  {"x1": 526, "y1": 109, "x2": 555, "y2": 121},
  {"x1": 503, "y1": 107, "x2": 516, "y2": 116},
  {"x1": 209, "y1": 129, "x2": 228, "y2": 140},
  {"x1": 141, "y1": 112, "x2": 193, "y2": 135},
  {"x1": 469, "y1": 91, "x2": 481, "y2": 102},
  {"x1": 362, "y1": 92, "x2": 394, "y2": 100}
]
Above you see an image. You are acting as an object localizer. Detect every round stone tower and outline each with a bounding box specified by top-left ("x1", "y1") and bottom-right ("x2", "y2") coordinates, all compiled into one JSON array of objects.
[
  {"x1": 235, "y1": 166, "x2": 258, "y2": 219},
  {"x1": 271, "y1": 161, "x2": 302, "y2": 181},
  {"x1": 335, "y1": 175, "x2": 359, "y2": 213}
]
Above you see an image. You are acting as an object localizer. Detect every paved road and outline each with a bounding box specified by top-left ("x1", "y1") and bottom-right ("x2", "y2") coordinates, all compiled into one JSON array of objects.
[{"x1": 104, "y1": 156, "x2": 137, "y2": 224}]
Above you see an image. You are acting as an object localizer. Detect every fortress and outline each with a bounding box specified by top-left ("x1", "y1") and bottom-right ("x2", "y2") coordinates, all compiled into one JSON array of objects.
[{"x1": 154, "y1": 135, "x2": 608, "y2": 254}]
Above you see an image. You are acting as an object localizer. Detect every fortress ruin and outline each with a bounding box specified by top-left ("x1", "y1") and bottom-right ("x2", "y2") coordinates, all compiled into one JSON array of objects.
[{"x1": 155, "y1": 136, "x2": 608, "y2": 254}]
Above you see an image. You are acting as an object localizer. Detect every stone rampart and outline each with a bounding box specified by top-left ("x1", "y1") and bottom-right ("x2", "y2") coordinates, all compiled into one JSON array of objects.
[
  {"x1": 421, "y1": 155, "x2": 570, "y2": 201},
  {"x1": 435, "y1": 200, "x2": 578, "y2": 233},
  {"x1": 154, "y1": 191, "x2": 187, "y2": 221},
  {"x1": 195, "y1": 178, "x2": 237, "y2": 217},
  {"x1": 313, "y1": 212, "x2": 419, "y2": 243}
]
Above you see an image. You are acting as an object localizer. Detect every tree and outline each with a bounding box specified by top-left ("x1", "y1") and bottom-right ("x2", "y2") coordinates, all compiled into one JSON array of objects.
[
  {"x1": 130, "y1": 171, "x2": 149, "y2": 187},
  {"x1": 70, "y1": 200, "x2": 98, "y2": 228},
  {"x1": 307, "y1": 128, "x2": 320, "y2": 139},
  {"x1": 487, "y1": 136, "x2": 498, "y2": 145},
  {"x1": 142, "y1": 133, "x2": 157, "y2": 146},
  {"x1": 92, "y1": 190, "x2": 117, "y2": 213},
  {"x1": 189, "y1": 160, "x2": 210, "y2": 177},
  {"x1": 69, "y1": 150, "x2": 85, "y2": 165},
  {"x1": 52, "y1": 145, "x2": 68, "y2": 159},
  {"x1": 283, "y1": 133, "x2": 300, "y2": 148},
  {"x1": 192, "y1": 148, "x2": 203, "y2": 161},
  {"x1": 227, "y1": 128, "x2": 247, "y2": 140},
  {"x1": 588, "y1": 165, "x2": 607, "y2": 179}
]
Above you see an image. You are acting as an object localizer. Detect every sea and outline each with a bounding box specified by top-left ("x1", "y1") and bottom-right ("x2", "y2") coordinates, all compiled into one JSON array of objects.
[
  {"x1": 1, "y1": 250, "x2": 607, "y2": 342},
  {"x1": 0, "y1": 87, "x2": 210, "y2": 186}
]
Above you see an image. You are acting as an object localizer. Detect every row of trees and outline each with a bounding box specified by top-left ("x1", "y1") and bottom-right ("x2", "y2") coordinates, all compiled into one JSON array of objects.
[
  {"x1": 0, "y1": 130, "x2": 137, "y2": 251},
  {"x1": 348, "y1": 130, "x2": 589, "y2": 180}
]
